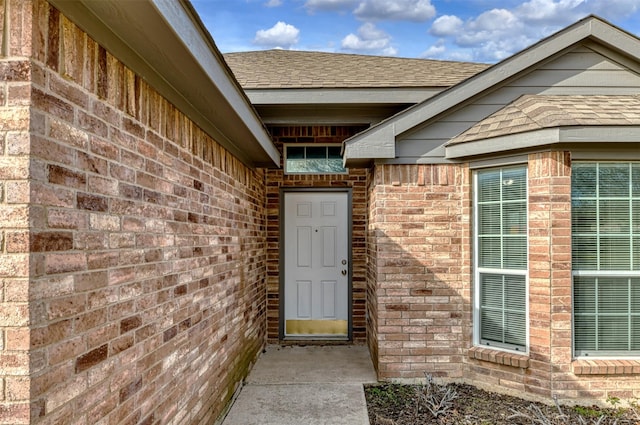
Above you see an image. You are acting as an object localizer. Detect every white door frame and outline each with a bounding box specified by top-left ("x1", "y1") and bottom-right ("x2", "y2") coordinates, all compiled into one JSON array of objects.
[{"x1": 279, "y1": 188, "x2": 353, "y2": 340}]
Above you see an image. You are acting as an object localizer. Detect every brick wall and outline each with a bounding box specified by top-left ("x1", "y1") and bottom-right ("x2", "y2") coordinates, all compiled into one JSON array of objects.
[
  {"x1": 0, "y1": 0, "x2": 33, "y2": 422},
  {"x1": 367, "y1": 164, "x2": 471, "y2": 380},
  {"x1": 1, "y1": 1, "x2": 268, "y2": 423},
  {"x1": 366, "y1": 167, "x2": 379, "y2": 370},
  {"x1": 265, "y1": 125, "x2": 368, "y2": 342},
  {"x1": 369, "y1": 154, "x2": 640, "y2": 405}
]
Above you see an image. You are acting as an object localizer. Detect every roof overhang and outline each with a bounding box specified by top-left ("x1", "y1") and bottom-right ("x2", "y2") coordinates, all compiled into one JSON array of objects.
[
  {"x1": 49, "y1": 0, "x2": 280, "y2": 168},
  {"x1": 343, "y1": 16, "x2": 640, "y2": 167},
  {"x1": 245, "y1": 88, "x2": 441, "y2": 105},
  {"x1": 445, "y1": 126, "x2": 640, "y2": 159},
  {"x1": 246, "y1": 88, "x2": 441, "y2": 125}
]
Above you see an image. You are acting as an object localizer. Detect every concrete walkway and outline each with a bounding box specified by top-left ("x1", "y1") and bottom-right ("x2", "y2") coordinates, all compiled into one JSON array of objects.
[{"x1": 221, "y1": 344, "x2": 377, "y2": 425}]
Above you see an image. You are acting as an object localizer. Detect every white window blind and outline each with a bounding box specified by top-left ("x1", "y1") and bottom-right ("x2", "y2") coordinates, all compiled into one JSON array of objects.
[
  {"x1": 572, "y1": 162, "x2": 640, "y2": 356},
  {"x1": 475, "y1": 166, "x2": 528, "y2": 351}
]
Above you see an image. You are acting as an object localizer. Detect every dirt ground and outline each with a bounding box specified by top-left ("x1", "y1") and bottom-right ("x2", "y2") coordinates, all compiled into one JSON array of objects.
[{"x1": 365, "y1": 382, "x2": 640, "y2": 425}]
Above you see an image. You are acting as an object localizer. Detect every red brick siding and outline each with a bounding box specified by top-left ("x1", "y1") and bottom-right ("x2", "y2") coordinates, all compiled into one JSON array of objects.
[
  {"x1": 1, "y1": 1, "x2": 268, "y2": 423},
  {"x1": 265, "y1": 125, "x2": 369, "y2": 342},
  {"x1": 366, "y1": 166, "x2": 380, "y2": 371},
  {"x1": 368, "y1": 164, "x2": 472, "y2": 380},
  {"x1": 369, "y1": 154, "x2": 640, "y2": 405},
  {"x1": 0, "y1": 1, "x2": 34, "y2": 423}
]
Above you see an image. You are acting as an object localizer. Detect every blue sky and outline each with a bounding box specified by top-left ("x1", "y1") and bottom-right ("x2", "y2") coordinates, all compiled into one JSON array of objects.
[{"x1": 191, "y1": 0, "x2": 640, "y2": 63}]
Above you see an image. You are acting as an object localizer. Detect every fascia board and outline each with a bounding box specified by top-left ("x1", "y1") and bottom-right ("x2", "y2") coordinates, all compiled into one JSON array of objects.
[
  {"x1": 588, "y1": 18, "x2": 640, "y2": 60},
  {"x1": 446, "y1": 128, "x2": 560, "y2": 158},
  {"x1": 559, "y1": 126, "x2": 640, "y2": 142},
  {"x1": 48, "y1": 0, "x2": 280, "y2": 168},
  {"x1": 244, "y1": 88, "x2": 442, "y2": 105},
  {"x1": 343, "y1": 124, "x2": 395, "y2": 166},
  {"x1": 446, "y1": 126, "x2": 640, "y2": 159}
]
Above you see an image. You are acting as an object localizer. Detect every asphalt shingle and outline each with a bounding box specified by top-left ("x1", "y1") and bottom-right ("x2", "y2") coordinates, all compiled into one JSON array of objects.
[
  {"x1": 449, "y1": 94, "x2": 640, "y2": 145},
  {"x1": 224, "y1": 49, "x2": 489, "y2": 89}
]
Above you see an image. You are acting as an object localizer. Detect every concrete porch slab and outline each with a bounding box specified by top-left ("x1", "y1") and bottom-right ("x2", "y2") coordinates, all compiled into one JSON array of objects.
[{"x1": 221, "y1": 345, "x2": 377, "y2": 425}]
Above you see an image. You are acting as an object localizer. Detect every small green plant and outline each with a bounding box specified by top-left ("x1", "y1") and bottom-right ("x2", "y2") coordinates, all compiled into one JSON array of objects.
[
  {"x1": 606, "y1": 396, "x2": 621, "y2": 408},
  {"x1": 366, "y1": 384, "x2": 413, "y2": 408},
  {"x1": 573, "y1": 405, "x2": 602, "y2": 418},
  {"x1": 628, "y1": 398, "x2": 640, "y2": 420}
]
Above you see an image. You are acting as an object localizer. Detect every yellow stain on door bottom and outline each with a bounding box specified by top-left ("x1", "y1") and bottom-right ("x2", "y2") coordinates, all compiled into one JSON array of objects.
[{"x1": 286, "y1": 320, "x2": 347, "y2": 335}]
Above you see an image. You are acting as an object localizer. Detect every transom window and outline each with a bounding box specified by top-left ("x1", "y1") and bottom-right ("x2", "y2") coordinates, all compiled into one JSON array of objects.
[
  {"x1": 474, "y1": 166, "x2": 528, "y2": 352},
  {"x1": 284, "y1": 144, "x2": 347, "y2": 174},
  {"x1": 571, "y1": 162, "x2": 640, "y2": 357}
]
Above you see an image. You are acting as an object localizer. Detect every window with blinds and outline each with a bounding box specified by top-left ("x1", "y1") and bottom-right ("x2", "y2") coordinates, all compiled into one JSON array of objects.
[
  {"x1": 572, "y1": 162, "x2": 640, "y2": 356},
  {"x1": 474, "y1": 166, "x2": 528, "y2": 352}
]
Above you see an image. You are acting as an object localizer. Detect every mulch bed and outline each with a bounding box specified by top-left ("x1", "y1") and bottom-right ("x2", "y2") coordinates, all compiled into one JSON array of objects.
[{"x1": 365, "y1": 382, "x2": 640, "y2": 425}]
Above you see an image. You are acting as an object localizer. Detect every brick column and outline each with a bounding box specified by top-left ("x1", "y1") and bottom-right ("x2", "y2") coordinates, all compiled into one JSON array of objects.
[
  {"x1": 526, "y1": 151, "x2": 572, "y2": 399},
  {"x1": 368, "y1": 164, "x2": 471, "y2": 380},
  {"x1": 0, "y1": 0, "x2": 35, "y2": 422}
]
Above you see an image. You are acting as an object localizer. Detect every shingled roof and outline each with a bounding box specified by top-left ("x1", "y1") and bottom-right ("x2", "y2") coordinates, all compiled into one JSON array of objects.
[
  {"x1": 449, "y1": 95, "x2": 640, "y2": 145},
  {"x1": 224, "y1": 50, "x2": 489, "y2": 89}
]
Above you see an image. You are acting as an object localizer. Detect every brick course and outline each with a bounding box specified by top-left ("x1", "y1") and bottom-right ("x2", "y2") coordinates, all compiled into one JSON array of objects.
[{"x1": 1, "y1": 1, "x2": 267, "y2": 423}]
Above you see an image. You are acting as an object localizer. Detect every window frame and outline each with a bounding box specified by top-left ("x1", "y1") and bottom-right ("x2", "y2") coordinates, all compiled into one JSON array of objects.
[
  {"x1": 283, "y1": 143, "x2": 348, "y2": 175},
  {"x1": 571, "y1": 161, "x2": 640, "y2": 358},
  {"x1": 473, "y1": 165, "x2": 530, "y2": 354}
]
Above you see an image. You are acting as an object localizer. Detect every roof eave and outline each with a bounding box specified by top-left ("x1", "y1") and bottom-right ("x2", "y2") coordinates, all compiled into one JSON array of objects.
[
  {"x1": 244, "y1": 87, "x2": 443, "y2": 105},
  {"x1": 49, "y1": 0, "x2": 280, "y2": 168},
  {"x1": 343, "y1": 124, "x2": 396, "y2": 167},
  {"x1": 445, "y1": 126, "x2": 640, "y2": 159}
]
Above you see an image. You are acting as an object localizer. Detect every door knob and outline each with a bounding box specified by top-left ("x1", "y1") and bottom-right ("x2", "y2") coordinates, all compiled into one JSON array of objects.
[{"x1": 341, "y1": 270, "x2": 347, "y2": 275}]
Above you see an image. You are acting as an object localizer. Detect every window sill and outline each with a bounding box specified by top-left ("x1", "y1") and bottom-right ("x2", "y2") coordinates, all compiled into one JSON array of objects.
[
  {"x1": 468, "y1": 346, "x2": 529, "y2": 368},
  {"x1": 572, "y1": 359, "x2": 640, "y2": 375}
]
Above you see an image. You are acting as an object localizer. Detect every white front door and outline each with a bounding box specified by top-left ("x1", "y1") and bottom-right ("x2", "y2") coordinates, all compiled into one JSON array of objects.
[{"x1": 283, "y1": 191, "x2": 350, "y2": 338}]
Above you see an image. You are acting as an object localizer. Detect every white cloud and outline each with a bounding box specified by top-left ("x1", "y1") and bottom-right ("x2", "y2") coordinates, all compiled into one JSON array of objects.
[
  {"x1": 253, "y1": 21, "x2": 300, "y2": 48},
  {"x1": 425, "y1": 9, "x2": 536, "y2": 62},
  {"x1": 264, "y1": 0, "x2": 283, "y2": 6},
  {"x1": 354, "y1": 0, "x2": 436, "y2": 22},
  {"x1": 420, "y1": 39, "x2": 446, "y2": 59},
  {"x1": 516, "y1": 0, "x2": 585, "y2": 23},
  {"x1": 341, "y1": 22, "x2": 398, "y2": 55},
  {"x1": 304, "y1": 0, "x2": 358, "y2": 13},
  {"x1": 429, "y1": 15, "x2": 463, "y2": 37},
  {"x1": 587, "y1": 0, "x2": 640, "y2": 19},
  {"x1": 513, "y1": 0, "x2": 640, "y2": 27},
  {"x1": 447, "y1": 50, "x2": 474, "y2": 62},
  {"x1": 423, "y1": 0, "x2": 640, "y2": 63}
]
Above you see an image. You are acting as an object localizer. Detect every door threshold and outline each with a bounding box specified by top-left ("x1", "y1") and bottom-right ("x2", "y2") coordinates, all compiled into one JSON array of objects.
[
  {"x1": 280, "y1": 336, "x2": 351, "y2": 346},
  {"x1": 283, "y1": 335, "x2": 350, "y2": 342}
]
